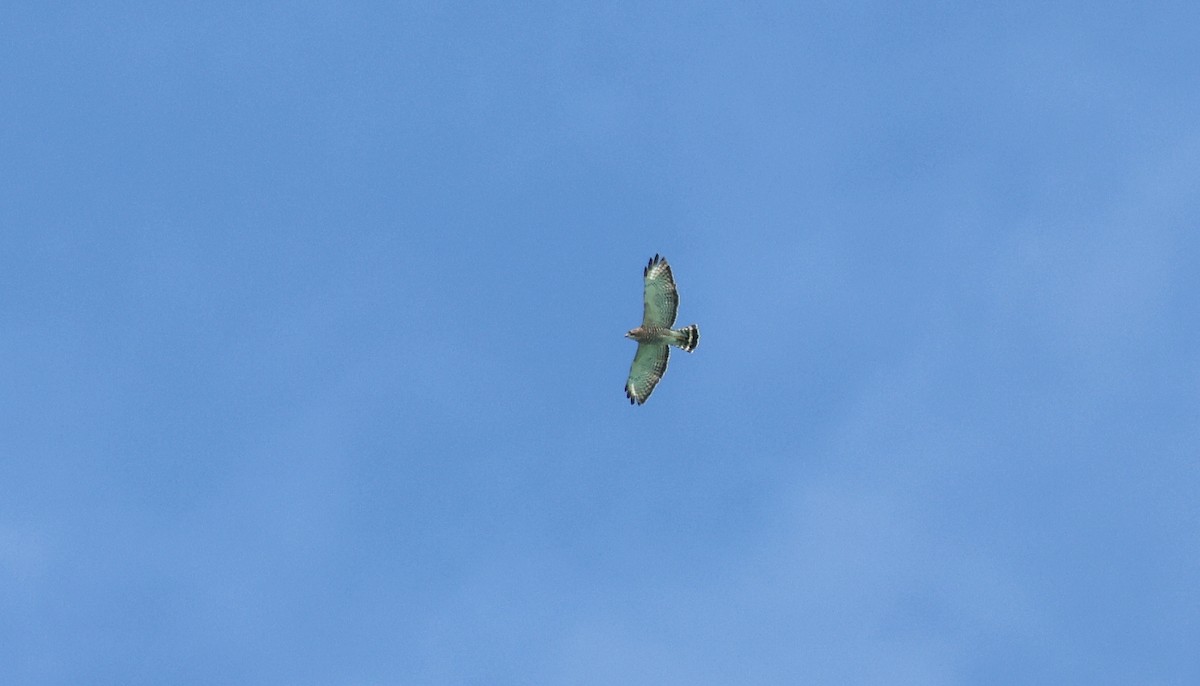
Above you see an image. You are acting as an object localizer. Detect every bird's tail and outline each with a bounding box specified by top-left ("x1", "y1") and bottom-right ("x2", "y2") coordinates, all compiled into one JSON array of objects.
[{"x1": 673, "y1": 324, "x2": 700, "y2": 352}]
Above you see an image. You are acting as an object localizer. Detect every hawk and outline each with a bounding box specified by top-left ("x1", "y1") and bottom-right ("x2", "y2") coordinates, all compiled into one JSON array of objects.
[{"x1": 624, "y1": 254, "x2": 700, "y2": 405}]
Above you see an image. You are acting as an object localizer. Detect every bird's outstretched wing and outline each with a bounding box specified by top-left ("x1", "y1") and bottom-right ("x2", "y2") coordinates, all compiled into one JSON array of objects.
[
  {"x1": 625, "y1": 343, "x2": 670, "y2": 405},
  {"x1": 642, "y1": 254, "x2": 679, "y2": 328}
]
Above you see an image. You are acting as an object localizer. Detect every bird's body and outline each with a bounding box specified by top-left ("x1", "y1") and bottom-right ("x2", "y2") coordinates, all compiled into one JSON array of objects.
[
  {"x1": 625, "y1": 324, "x2": 699, "y2": 349},
  {"x1": 624, "y1": 254, "x2": 700, "y2": 405}
]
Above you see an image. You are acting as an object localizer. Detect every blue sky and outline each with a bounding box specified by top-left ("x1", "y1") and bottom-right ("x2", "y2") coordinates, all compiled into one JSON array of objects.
[{"x1": 3, "y1": 2, "x2": 1199, "y2": 684}]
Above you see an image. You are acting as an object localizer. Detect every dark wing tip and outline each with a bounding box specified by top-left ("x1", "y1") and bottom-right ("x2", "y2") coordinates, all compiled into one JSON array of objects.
[
  {"x1": 625, "y1": 384, "x2": 643, "y2": 405},
  {"x1": 645, "y1": 254, "x2": 666, "y2": 276}
]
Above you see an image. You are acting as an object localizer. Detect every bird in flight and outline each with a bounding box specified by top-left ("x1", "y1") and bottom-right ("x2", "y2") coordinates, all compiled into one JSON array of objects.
[{"x1": 624, "y1": 254, "x2": 700, "y2": 405}]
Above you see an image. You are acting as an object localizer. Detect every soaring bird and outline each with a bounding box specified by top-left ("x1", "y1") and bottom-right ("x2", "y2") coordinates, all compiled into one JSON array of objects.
[{"x1": 624, "y1": 254, "x2": 700, "y2": 405}]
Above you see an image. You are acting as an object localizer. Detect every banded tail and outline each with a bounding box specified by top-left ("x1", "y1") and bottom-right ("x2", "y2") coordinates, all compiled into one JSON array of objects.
[{"x1": 673, "y1": 324, "x2": 700, "y2": 352}]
